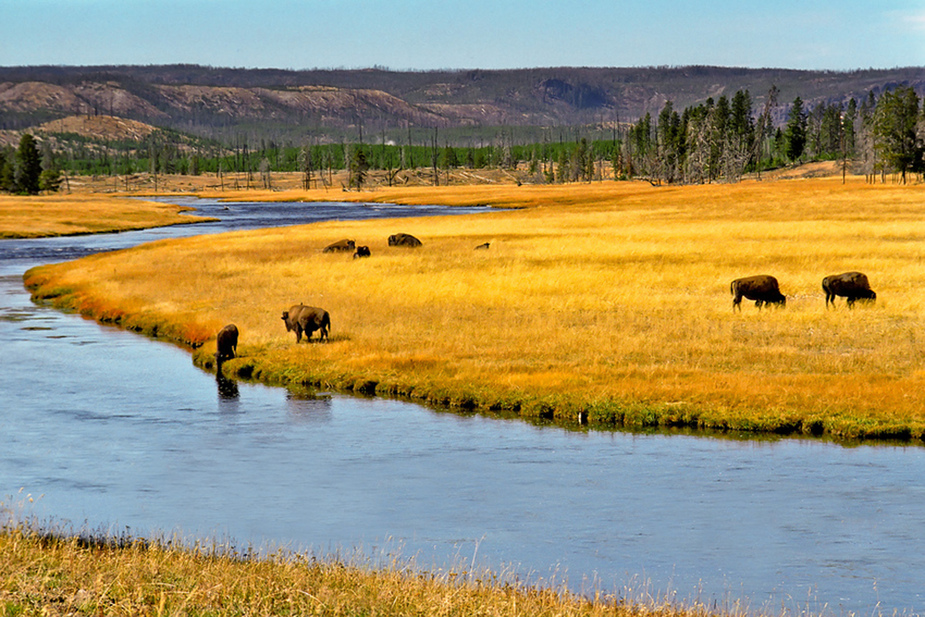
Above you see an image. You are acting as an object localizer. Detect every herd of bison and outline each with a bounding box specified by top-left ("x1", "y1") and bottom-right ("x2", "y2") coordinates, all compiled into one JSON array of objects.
[
  {"x1": 214, "y1": 232, "x2": 427, "y2": 364},
  {"x1": 212, "y1": 232, "x2": 877, "y2": 366}
]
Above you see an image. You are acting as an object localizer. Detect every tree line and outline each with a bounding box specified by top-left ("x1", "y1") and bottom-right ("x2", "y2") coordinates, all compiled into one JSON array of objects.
[
  {"x1": 0, "y1": 134, "x2": 62, "y2": 195},
  {"x1": 619, "y1": 85, "x2": 925, "y2": 184},
  {"x1": 1, "y1": 85, "x2": 923, "y2": 194}
]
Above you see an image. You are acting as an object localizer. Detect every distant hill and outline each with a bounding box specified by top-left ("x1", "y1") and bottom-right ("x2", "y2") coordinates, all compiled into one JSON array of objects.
[
  {"x1": 36, "y1": 115, "x2": 159, "y2": 141},
  {"x1": 2, "y1": 64, "x2": 924, "y2": 144}
]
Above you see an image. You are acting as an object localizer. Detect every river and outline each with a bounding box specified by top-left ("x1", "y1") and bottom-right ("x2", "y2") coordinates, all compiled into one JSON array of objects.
[{"x1": 1, "y1": 197, "x2": 923, "y2": 615}]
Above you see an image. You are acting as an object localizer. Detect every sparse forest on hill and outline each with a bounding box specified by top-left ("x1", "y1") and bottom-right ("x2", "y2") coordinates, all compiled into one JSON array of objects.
[{"x1": 0, "y1": 65, "x2": 924, "y2": 193}]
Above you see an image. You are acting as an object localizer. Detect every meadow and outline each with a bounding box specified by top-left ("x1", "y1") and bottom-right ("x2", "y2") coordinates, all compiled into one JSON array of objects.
[
  {"x1": 22, "y1": 177, "x2": 925, "y2": 441},
  {"x1": 0, "y1": 193, "x2": 215, "y2": 238}
]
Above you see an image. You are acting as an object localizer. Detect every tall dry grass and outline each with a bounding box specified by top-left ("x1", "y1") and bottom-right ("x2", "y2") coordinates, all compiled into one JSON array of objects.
[
  {"x1": 0, "y1": 525, "x2": 743, "y2": 617},
  {"x1": 23, "y1": 177, "x2": 925, "y2": 440},
  {"x1": 0, "y1": 194, "x2": 214, "y2": 238}
]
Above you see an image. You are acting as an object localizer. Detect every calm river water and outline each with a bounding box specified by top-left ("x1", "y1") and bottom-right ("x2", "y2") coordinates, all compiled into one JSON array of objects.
[{"x1": 2, "y1": 198, "x2": 924, "y2": 615}]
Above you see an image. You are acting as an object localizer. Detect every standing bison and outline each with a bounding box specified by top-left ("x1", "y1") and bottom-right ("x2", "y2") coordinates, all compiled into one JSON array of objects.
[
  {"x1": 215, "y1": 324, "x2": 239, "y2": 363},
  {"x1": 281, "y1": 304, "x2": 331, "y2": 343},
  {"x1": 388, "y1": 233, "x2": 422, "y2": 247},
  {"x1": 730, "y1": 275, "x2": 787, "y2": 310},
  {"x1": 323, "y1": 239, "x2": 356, "y2": 253},
  {"x1": 822, "y1": 271, "x2": 876, "y2": 308}
]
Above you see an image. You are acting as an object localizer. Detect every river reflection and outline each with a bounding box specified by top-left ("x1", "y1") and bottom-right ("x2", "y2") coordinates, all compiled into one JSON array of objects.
[{"x1": 2, "y1": 199, "x2": 924, "y2": 616}]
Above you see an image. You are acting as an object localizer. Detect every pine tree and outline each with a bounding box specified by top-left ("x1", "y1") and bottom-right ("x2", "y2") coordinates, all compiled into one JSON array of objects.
[
  {"x1": 16, "y1": 134, "x2": 42, "y2": 195},
  {"x1": 350, "y1": 146, "x2": 369, "y2": 190},
  {"x1": 872, "y1": 86, "x2": 921, "y2": 183},
  {"x1": 0, "y1": 149, "x2": 12, "y2": 192},
  {"x1": 784, "y1": 97, "x2": 807, "y2": 163}
]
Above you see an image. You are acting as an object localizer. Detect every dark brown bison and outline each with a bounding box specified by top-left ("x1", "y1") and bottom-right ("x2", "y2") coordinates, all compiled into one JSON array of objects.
[
  {"x1": 215, "y1": 324, "x2": 238, "y2": 363},
  {"x1": 823, "y1": 271, "x2": 876, "y2": 308},
  {"x1": 730, "y1": 275, "x2": 787, "y2": 310},
  {"x1": 388, "y1": 233, "x2": 422, "y2": 247},
  {"x1": 281, "y1": 304, "x2": 330, "y2": 343},
  {"x1": 474, "y1": 242, "x2": 490, "y2": 250},
  {"x1": 353, "y1": 245, "x2": 371, "y2": 259},
  {"x1": 323, "y1": 239, "x2": 356, "y2": 253}
]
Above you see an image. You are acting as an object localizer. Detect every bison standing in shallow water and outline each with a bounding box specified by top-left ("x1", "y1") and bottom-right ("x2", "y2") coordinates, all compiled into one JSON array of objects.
[
  {"x1": 730, "y1": 275, "x2": 787, "y2": 310},
  {"x1": 215, "y1": 324, "x2": 239, "y2": 363},
  {"x1": 823, "y1": 271, "x2": 876, "y2": 308},
  {"x1": 281, "y1": 304, "x2": 330, "y2": 343}
]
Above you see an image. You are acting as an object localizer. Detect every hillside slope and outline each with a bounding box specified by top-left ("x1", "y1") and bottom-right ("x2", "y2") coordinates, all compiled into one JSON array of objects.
[{"x1": 1, "y1": 64, "x2": 923, "y2": 141}]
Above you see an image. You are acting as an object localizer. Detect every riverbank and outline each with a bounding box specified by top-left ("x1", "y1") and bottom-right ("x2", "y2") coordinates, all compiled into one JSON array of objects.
[
  {"x1": 0, "y1": 194, "x2": 216, "y2": 238},
  {"x1": 0, "y1": 526, "x2": 724, "y2": 616},
  {"x1": 23, "y1": 178, "x2": 925, "y2": 443}
]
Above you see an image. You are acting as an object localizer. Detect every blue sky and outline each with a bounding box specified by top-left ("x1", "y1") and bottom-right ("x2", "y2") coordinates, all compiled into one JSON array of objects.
[{"x1": 2, "y1": 0, "x2": 923, "y2": 71}]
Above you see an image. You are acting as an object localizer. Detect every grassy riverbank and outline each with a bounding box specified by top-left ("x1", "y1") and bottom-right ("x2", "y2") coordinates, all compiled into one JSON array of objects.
[
  {"x1": 23, "y1": 177, "x2": 925, "y2": 442},
  {"x1": 0, "y1": 194, "x2": 215, "y2": 238},
  {"x1": 2, "y1": 526, "x2": 710, "y2": 616}
]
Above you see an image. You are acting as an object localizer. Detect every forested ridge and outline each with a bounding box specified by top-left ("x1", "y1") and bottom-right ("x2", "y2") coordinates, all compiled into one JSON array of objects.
[
  {"x1": 1, "y1": 64, "x2": 924, "y2": 192},
  {"x1": 3, "y1": 64, "x2": 924, "y2": 135}
]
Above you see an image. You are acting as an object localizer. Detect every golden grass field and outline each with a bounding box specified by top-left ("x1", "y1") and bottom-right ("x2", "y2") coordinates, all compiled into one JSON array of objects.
[
  {"x1": 0, "y1": 527, "x2": 711, "y2": 617},
  {"x1": 21, "y1": 176, "x2": 925, "y2": 441},
  {"x1": 0, "y1": 193, "x2": 215, "y2": 238}
]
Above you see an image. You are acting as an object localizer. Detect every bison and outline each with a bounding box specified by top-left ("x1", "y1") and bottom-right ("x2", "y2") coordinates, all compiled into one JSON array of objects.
[
  {"x1": 353, "y1": 245, "x2": 371, "y2": 259},
  {"x1": 281, "y1": 304, "x2": 330, "y2": 343},
  {"x1": 474, "y1": 242, "x2": 491, "y2": 250},
  {"x1": 215, "y1": 324, "x2": 239, "y2": 363},
  {"x1": 730, "y1": 275, "x2": 787, "y2": 310},
  {"x1": 323, "y1": 239, "x2": 356, "y2": 253},
  {"x1": 822, "y1": 271, "x2": 876, "y2": 308},
  {"x1": 388, "y1": 233, "x2": 422, "y2": 247}
]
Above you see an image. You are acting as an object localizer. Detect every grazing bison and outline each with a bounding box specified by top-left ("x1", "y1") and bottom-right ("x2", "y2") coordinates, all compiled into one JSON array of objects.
[
  {"x1": 388, "y1": 233, "x2": 422, "y2": 247},
  {"x1": 353, "y1": 245, "x2": 371, "y2": 259},
  {"x1": 822, "y1": 271, "x2": 876, "y2": 308},
  {"x1": 215, "y1": 324, "x2": 239, "y2": 363},
  {"x1": 730, "y1": 275, "x2": 787, "y2": 310},
  {"x1": 323, "y1": 239, "x2": 356, "y2": 253},
  {"x1": 474, "y1": 242, "x2": 491, "y2": 250},
  {"x1": 281, "y1": 304, "x2": 330, "y2": 343}
]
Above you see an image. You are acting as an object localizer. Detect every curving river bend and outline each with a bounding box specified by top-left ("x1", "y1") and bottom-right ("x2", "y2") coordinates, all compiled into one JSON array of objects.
[{"x1": 2, "y1": 198, "x2": 924, "y2": 615}]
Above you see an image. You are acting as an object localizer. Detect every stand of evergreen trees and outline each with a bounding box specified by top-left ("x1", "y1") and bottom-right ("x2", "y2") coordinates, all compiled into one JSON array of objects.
[
  {"x1": 621, "y1": 86, "x2": 924, "y2": 184},
  {"x1": 0, "y1": 134, "x2": 61, "y2": 195}
]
